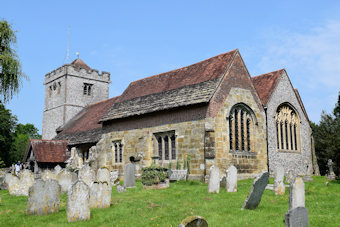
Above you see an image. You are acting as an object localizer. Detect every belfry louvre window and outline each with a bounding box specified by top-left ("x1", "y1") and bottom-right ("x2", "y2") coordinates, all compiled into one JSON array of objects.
[
  {"x1": 275, "y1": 105, "x2": 299, "y2": 152},
  {"x1": 83, "y1": 83, "x2": 93, "y2": 96},
  {"x1": 112, "y1": 141, "x2": 123, "y2": 163},
  {"x1": 154, "y1": 131, "x2": 176, "y2": 161},
  {"x1": 229, "y1": 104, "x2": 254, "y2": 152}
]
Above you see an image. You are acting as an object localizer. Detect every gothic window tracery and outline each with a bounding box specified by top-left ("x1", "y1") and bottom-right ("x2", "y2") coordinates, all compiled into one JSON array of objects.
[
  {"x1": 275, "y1": 105, "x2": 300, "y2": 152},
  {"x1": 154, "y1": 131, "x2": 176, "y2": 161},
  {"x1": 229, "y1": 104, "x2": 254, "y2": 152}
]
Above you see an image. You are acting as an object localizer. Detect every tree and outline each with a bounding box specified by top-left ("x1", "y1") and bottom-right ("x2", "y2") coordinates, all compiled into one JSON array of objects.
[
  {"x1": 0, "y1": 101, "x2": 17, "y2": 165},
  {"x1": 0, "y1": 19, "x2": 27, "y2": 103},
  {"x1": 312, "y1": 91, "x2": 340, "y2": 176}
]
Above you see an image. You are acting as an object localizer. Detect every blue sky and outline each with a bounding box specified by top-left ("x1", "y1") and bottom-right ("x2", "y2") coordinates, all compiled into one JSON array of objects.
[{"x1": 2, "y1": 1, "x2": 340, "y2": 133}]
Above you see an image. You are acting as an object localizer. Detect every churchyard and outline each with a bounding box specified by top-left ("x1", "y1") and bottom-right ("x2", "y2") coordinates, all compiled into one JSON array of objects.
[{"x1": 0, "y1": 175, "x2": 339, "y2": 226}]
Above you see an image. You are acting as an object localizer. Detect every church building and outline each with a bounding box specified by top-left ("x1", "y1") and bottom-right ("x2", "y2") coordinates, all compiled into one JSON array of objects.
[{"x1": 30, "y1": 49, "x2": 317, "y2": 179}]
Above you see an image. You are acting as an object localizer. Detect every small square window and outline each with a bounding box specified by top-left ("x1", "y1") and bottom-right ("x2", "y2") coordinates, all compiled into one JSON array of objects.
[{"x1": 83, "y1": 83, "x2": 93, "y2": 96}]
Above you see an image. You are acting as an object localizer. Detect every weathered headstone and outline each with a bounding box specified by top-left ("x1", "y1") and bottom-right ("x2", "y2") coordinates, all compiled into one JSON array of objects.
[
  {"x1": 303, "y1": 163, "x2": 313, "y2": 182},
  {"x1": 178, "y1": 216, "x2": 208, "y2": 227},
  {"x1": 169, "y1": 169, "x2": 188, "y2": 181},
  {"x1": 285, "y1": 207, "x2": 309, "y2": 227},
  {"x1": 65, "y1": 147, "x2": 83, "y2": 170},
  {"x1": 242, "y1": 172, "x2": 269, "y2": 210},
  {"x1": 0, "y1": 171, "x2": 7, "y2": 190},
  {"x1": 274, "y1": 166, "x2": 285, "y2": 195},
  {"x1": 327, "y1": 159, "x2": 336, "y2": 180},
  {"x1": 124, "y1": 163, "x2": 136, "y2": 188},
  {"x1": 110, "y1": 170, "x2": 119, "y2": 186},
  {"x1": 226, "y1": 165, "x2": 237, "y2": 192},
  {"x1": 286, "y1": 170, "x2": 295, "y2": 184},
  {"x1": 26, "y1": 179, "x2": 61, "y2": 215},
  {"x1": 89, "y1": 182, "x2": 111, "y2": 208},
  {"x1": 289, "y1": 177, "x2": 305, "y2": 209},
  {"x1": 8, "y1": 170, "x2": 35, "y2": 196},
  {"x1": 117, "y1": 185, "x2": 126, "y2": 193},
  {"x1": 78, "y1": 164, "x2": 96, "y2": 187},
  {"x1": 208, "y1": 165, "x2": 220, "y2": 193},
  {"x1": 57, "y1": 169, "x2": 76, "y2": 193},
  {"x1": 41, "y1": 170, "x2": 56, "y2": 181},
  {"x1": 54, "y1": 165, "x2": 62, "y2": 175},
  {"x1": 7, "y1": 175, "x2": 21, "y2": 195},
  {"x1": 67, "y1": 180, "x2": 90, "y2": 222},
  {"x1": 96, "y1": 168, "x2": 110, "y2": 184}
]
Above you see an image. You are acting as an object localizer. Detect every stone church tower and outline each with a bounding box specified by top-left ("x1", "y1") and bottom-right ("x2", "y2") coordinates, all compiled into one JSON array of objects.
[{"x1": 42, "y1": 59, "x2": 111, "y2": 139}]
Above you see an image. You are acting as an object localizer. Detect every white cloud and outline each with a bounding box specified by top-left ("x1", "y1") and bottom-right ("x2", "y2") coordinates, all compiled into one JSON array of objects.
[{"x1": 255, "y1": 20, "x2": 340, "y2": 123}]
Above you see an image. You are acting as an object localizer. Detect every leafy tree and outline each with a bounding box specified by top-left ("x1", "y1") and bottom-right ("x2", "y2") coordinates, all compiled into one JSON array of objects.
[
  {"x1": 0, "y1": 19, "x2": 27, "y2": 103},
  {"x1": 312, "y1": 91, "x2": 340, "y2": 176},
  {"x1": 0, "y1": 101, "x2": 17, "y2": 165}
]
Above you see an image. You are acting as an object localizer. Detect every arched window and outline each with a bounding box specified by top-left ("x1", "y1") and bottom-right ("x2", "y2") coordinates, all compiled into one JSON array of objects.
[
  {"x1": 275, "y1": 104, "x2": 300, "y2": 151},
  {"x1": 228, "y1": 104, "x2": 255, "y2": 152}
]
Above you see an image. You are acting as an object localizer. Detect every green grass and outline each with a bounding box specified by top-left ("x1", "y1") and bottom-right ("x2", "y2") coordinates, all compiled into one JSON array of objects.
[{"x1": 0, "y1": 176, "x2": 339, "y2": 227}]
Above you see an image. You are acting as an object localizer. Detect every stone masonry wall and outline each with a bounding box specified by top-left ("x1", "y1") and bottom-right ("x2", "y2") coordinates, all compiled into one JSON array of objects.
[
  {"x1": 208, "y1": 87, "x2": 268, "y2": 179},
  {"x1": 266, "y1": 72, "x2": 312, "y2": 176}
]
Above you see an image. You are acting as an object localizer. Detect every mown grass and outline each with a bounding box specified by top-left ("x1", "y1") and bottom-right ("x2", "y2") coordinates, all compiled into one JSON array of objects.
[{"x1": 0, "y1": 176, "x2": 339, "y2": 227}]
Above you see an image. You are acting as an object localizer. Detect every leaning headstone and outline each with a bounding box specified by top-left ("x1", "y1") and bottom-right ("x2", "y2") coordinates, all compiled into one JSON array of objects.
[
  {"x1": 274, "y1": 166, "x2": 285, "y2": 195},
  {"x1": 327, "y1": 159, "x2": 336, "y2": 180},
  {"x1": 124, "y1": 163, "x2": 136, "y2": 188},
  {"x1": 289, "y1": 177, "x2": 305, "y2": 209},
  {"x1": 285, "y1": 207, "x2": 309, "y2": 227},
  {"x1": 96, "y1": 168, "x2": 110, "y2": 184},
  {"x1": 226, "y1": 165, "x2": 237, "y2": 192},
  {"x1": 67, "y1": 180, "x2": 90, "y2": 222},
  {"x1": 78, "y1": 165, "x2": 96, "y2": 187},
  {"x1": 57, "y1": 169, "x2": 76, "y2": 193},
  {"x1": 178, "y1": 216, "x2": 208, "y2": 227},
  {"x1": 242, "y1": 172, "x2": 269, "y2": 210},
  {"x1": 117, "y1": 185, "x2": 126, "y2": 193},
  {"x1": 286, "y1": 170, "x2": 295, "y2": 184},
  {"x1": 208, "y1": 165, "x2": 220, "y2": 193},
  {"x1": 26, "y1": 179, "x2": 61, "y2": 215},
  {"x1": 41, "y1": 170, "x2": 56, "y2": 181},
  {"x1": 110, "y1": 170, "x2": 119, "y2": 186},
  {"x1": 89, "y1": 182, "x2": 111, "y2": 208}
]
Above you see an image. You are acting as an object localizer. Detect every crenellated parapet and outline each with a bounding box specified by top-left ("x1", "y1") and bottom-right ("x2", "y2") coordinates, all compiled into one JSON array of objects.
[{"x1": 44, "y1": 64, "x2": 111, "y2": 85}]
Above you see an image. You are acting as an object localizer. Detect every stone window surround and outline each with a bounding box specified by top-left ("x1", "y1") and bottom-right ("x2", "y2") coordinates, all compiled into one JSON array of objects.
[
  {"x1": 227, "y1": 103, "x2": 257, "y2": 153},
  {"x1": 153, "y1": 130, "x2": 177, "y2": 163},
  {"x1": 274, "y1": 103, "x2": 301, "y2": 153},
  {"x1": 83, "y1": 83, "x2": 93, "y2": 96},
  {"x1": 112, "y1": 140, "x2": 123, "y2": 164}
]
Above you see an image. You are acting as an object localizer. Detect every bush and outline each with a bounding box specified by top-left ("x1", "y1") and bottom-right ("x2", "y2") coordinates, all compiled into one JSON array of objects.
[{"x1": 142, "y1": 166, "x2": 168, "y2": 186}]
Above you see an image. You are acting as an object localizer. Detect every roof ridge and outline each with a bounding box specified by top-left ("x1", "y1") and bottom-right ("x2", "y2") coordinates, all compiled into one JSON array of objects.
[
  {"x1": 86, "y1": 96, "x2": 120, "y2": 107},
  {"x1": 30, "y1": 139, "x2": 69, "y2": 142},
  {"x1": 252, "y1": 68, "x2": 285, "y2": 78},
  {"x1": 128, "y1": 49, "x2": 238, "y2": 85}
]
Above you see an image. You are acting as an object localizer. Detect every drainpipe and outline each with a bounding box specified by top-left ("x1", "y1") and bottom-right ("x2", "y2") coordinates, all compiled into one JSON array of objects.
[{"x1": 264, "y1": 105, "x2": 269, "y2": 173}]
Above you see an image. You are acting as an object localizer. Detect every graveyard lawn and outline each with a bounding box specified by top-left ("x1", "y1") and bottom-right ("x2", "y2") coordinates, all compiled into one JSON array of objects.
[{"x1": 0, "y1": 176, "x2": 339, "y2": 226}]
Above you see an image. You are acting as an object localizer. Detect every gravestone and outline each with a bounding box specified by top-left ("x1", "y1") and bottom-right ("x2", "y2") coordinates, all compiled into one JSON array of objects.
[
  {"x1": 117, "y1": 185, "x2": 126, "y2": 193},
  {"x1": 303, "y1": 163, "x2": 313, "y2": 182},
  {"x1": 110, "y1": 170, "x2": 119, "y2": 186},
  {"x1": 169, "y1": 169, "x2": 188, "y2": 181},
  {"x1": 220, "y1": 176, "x2": 226, "y2": 188},
  {"x1": 41, "y1": 170, "x2": 56, "y2": 181},
  {"x1": 65, "y1": 147, "x2": 83, "y2": 170},
  {"x1": 242, "y1": 172, "x2": 269, "y2": 210},
  {"x1": 26, "y1": 179, "x2": 61, "y2": 215},
  {"x1": 285, "y1": 207, "x2": 309, "y2": 227},
  {"x1": 178, "y1": 216, "x2": 208, "y2": 227},
  {"x1": 327, "y1": 159, "x2": 336, "y2": 180},
  {"x1": 208, "y1": 165, "x2": 220, "y2": 193},
  {"x1": 54, "y1": 165, "x2": 62, "y2": 175},
  {"x1": 79, "y1": 164, "x2": 96, "y2": 187},
  {"x1": 89, "y1": 182, "x2": 111, "y2": 208},
  {"x1": 7, "y1": 175, "x2": 21, "y2": 196},
  {"x1": 226, "y1": 165, "x2": 237, "y2": 192},
  {"x1": 274, "y1": 166, "x2": 285, "y2": 195},
  {"x1": 8, "y1": 170, "x2": 35, "y2": 196},
  {"x1": 286, "y1": 170, "x2": 295, "y2": 184},
  {"x1": 0, "y1": 171, "x2": 7, "y2": 190},
  {"x1": 57, "y1": 169, "x2": 76, "y2": 193},
  {"x1": 96, "y1": 168, "x2": 110, "y2": 184},
  {"x1": 124, "y1": 162, "x2": 136, "y2": 188},
  {"x1": 289, "y1": 177, "x2": 305, "y2": 209},
  {"x1": 67, "y1": 180, "x2": 90, "y2": 222}
]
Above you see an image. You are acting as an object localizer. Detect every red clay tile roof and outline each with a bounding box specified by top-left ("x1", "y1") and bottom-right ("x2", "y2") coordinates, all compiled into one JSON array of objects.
[
  {"x1": 26, "y1": 139, "x2": 69, "y2": 163},
  {"x1": 251, "y1": 69, "x2": 284, "y2": 105},
  {"x1": 71, "y1": 59, "x2": 91, "y2": 71},
  {"x1": 54, "y1": 96, "x2": 119, "y2": 144},
  {"x1": 117, "y1": 50, "x2": 237, "y2": 102}
]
